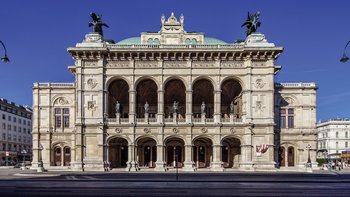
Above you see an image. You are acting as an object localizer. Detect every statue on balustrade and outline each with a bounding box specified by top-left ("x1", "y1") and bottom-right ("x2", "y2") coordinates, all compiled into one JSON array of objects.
[
  {"x1": 144, "y1": 101, "x2": 149, "y2": 114},
  {"x1": 89, "y1": 12, "x2": 109, "y2": 36},
  {"x1": 115, "y1": 101, "x2": 120, "y2": 114},
  {"x1": 241, "y1": 11, "x2": 261, "y2": 36},
  {"x1": 201, "y1": 101, "x2": 206, "y2": 114},
  {"x1": 173, "y1": 101, "x2": 178, "y2": 113},
  {"x1": 230, "y1": 101, "x2": 234, "y2": 114}
]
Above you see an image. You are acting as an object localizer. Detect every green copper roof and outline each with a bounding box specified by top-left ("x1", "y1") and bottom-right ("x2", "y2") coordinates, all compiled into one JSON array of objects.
[
  {"x1": 116, "y1": 37, "x2": 141, "y2": 44},
  {"x1": 116, "y1": 36, "x2": 227, "y2": 45},
  {"x1": 203, "y1": 37, "x2": 227, "y2": 45}
]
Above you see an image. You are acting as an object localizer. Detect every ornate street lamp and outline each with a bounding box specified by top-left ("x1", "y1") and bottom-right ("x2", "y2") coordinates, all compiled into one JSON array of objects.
[
  {"x1": 0, "y1": 40, "x2": 10, "y2": 63},
  {"x1": 306, "y1": 144, "x2": 312, "y2": 167},
  {"x1": 340, "y1": 41, "x2": 350, "y2": 63}
]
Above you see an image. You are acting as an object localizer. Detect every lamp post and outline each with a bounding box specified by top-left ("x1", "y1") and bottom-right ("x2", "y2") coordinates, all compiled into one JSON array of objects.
[
  {"x1": 21, "y1": 149, "x2": 27, "y2": 170},
  {"x1": 0, "y1": 40, "x2": 10, "y2": 63},
  {"x1": 306, "y1": 144, "x2": 312, "y2": 168},
  {"x1": 340, "y1": 41, "x2": 350, "y2": 63}
]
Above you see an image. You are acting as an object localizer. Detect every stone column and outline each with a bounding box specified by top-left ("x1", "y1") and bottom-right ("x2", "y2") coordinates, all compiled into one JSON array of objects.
[
  {"x1": 155, "y1": 144, "x2": 165, "y2": 171},
  {"x1": 157, "y1": 90, "x2": 164, "y2": 123},
  {"x1": 126, "y1": 144, "x2": 136, "y2": 171},
  {"x1": 183, "y1": 144, "x2": 194, "y2": 171},
  {"x1": 61, "y1": 146, "x2": 64, "y2": 167},
  {"x1": 214, "y1": 90, "x2": 221, "y2": 123},
  {"x1": 129, "y1": 90, "x2": 136, "y2": 124},
  {"x1": 185, "y1": 90, "x2": 193, "y2": 123},
  {"x1": 211, "y1": 144, "x2": 223, "y2": 171}
]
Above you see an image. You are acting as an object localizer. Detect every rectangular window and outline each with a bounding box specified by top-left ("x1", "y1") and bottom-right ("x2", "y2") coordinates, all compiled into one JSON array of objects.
[
  {"x1": 336, "y1": 132, "x2": 339, "y2": 138},
  {"x1": 280, "y1": 109, "x2": 286, "y2": 128},
  {"x1": 2, "y1": 123, "x2": 5, "y2": 129},
  {"x1": 23, "y1": 128, "x2": 26, "y2": 133},
  {"x1": 346, "y1": 132, "x2": 348, "y2": 138},
  {"x1": 346, "y1": 142, "x2": 348, "y2": 148},
  {"x1": 64, "y1": 108, "x2": 69, "y2": 128},
  {"x1": 55, "y1": 108, "x2": 62, "y2": 128},
  {"x1": 8, "y1": 116, "x2": 11, "y2": 121},
  {"x1": 13, "y1": 117, "x2": 16, "y2": 123},
  {"x1": 7, "y1": 124, "x2": 11, "y2": 131},
  {"x1": 8, "y1": 144, "x2": 11, "y2": 151},
  {"x1": 19, "y1": 127, "x2": 21, "y2": 133},
  {"x1": 2, "y1": 143, "x2": 5, "y2": 151},
  {"x1": 287, "y1": 109, "x2": 294, "y2": 128},
  {"x1": 55, "y1": 108, "x2": 70, "y2": 129},
  {"x1": 2, "y1": 114, "x2": 5, "y2": 120},
  {"x1": 18, "y1": 119, "x2": 21, "y2": 124},
  {"x1": 13, "y1": 126, "x2": 16, "y2": 132},
  {"x1": 2, "y1": 133, "x2": 5, "y2": 140},
  {"x1": 18, "y1": 136, "x2": 21, "y2": 142},
  {"x1": 23, "y1": 120, "x2": 26, "y2": 125}
]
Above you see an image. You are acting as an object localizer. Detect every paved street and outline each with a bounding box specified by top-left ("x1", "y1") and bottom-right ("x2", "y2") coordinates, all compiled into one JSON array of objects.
[{"x1": 1, "y1": 168, "x2": 350, "y2": 196}]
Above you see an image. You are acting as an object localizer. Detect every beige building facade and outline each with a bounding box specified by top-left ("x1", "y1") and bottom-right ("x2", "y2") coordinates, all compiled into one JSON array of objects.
[{"x1": 31, "y1": 13, "x2": 317, "y2": 171}]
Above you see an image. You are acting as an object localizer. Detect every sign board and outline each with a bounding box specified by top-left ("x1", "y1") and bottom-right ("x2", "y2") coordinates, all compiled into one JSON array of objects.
[{"x1": 5, "y1": 151, "x2": 9, "y2": 156}]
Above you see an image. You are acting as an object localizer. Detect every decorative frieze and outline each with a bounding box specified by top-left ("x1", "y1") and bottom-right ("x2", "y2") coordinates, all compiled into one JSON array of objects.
[
  {"x1": 192, "y1": 61, "x2": 215, "y2": 68},
  {"x1": 221, "y1": 61, "x2": 244, "y2": 68},
  {"x1": 106, "y1": 61, "x2": 130, "y2": 68},
  {"x1": 135, "y1": 61, "x2": 158, "y2": 68},
  {"x1": 252, "y1": 60, "x2": 266, "y2": 67},
  {"x1": 164, "y1": 61, "x2": 187, "y2": 68},
  {"x1": 83, "y1": 60, "x2": 98, "y2": 67}
]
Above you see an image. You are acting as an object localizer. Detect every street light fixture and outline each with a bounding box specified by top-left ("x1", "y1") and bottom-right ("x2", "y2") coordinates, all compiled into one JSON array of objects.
[
  {"x1": 0, "y1": 40, "x2": 10, "y2": 63},
  {"x1": 306, "y1": 144, "x2": 312, "y2": 168},
  {"x1": 340, "y1": 40, "x2": 350, "y2": 63}
]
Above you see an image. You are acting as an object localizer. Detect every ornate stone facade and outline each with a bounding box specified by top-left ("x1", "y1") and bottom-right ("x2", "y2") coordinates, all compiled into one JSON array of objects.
[{"x1": 31, "y1": 13, "x2": 317, "y2": 172}]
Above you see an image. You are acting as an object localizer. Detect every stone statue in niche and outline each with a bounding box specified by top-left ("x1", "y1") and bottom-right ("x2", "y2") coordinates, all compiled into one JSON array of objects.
[
  {"x1": 201, "y1": 101, "x2": 206, "y2": 114},
  {"x1": 173, "y1": 101, "x2": 178, "y2": 113},
  {"x1": 144, "y1": 101, "x2": 149, "y2": 114},
  {"x1": 115, "y1": 101, "x2": 120, "y2": 114},
  {"x1": 230, "y1": 101, "x2": 234, "y2": 114}
]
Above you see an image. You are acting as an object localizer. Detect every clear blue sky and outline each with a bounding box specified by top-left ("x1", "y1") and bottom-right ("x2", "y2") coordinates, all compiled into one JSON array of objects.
[{"x1": 1, "y1": 0, "x2": 349, "y2": 121}]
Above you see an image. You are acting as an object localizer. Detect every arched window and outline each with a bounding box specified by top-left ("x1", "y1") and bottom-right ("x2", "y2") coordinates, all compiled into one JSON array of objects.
[
  {"x1": 185, "y1": 38, "x2": 191, "y2": 45},
  {"x1": 191, "y1": 38, "x2": 197, "y2": 45},
  {"x1": 147, "y1": 38, "x2": 153, "y2": 45},
  {"x1": 153, "y1": 38, "x2": 160, "y2": 45}
]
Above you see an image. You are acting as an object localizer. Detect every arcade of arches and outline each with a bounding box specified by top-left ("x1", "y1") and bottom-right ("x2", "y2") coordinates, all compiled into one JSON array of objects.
[
  {"x1": 107, "y1": 136, "x2": 241, "y2": 170},
  {"x1": 107, "y1": 78, "x2": 243, "y2": 121}
]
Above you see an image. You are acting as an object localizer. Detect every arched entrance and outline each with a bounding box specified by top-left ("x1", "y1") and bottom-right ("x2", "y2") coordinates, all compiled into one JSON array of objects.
[
  {"x1": 221, "y1": 79, "x2": 242, "y2": 119},
  {"x1": 192, "y1": 79, "x2": 214, "y2": 118},
  {"x1": 288, "y1": 146, "x2": 295, "y2": 166},
  {"x1": 165, "y1": 137, "x2": 185, "y2": 168},
  {"x1": 63, "y1": 146, "x2": 71, "y2": 166},
  {"x1": 279, "y1": 146, "x2": 286, "y2": 167},
  {"x1": 137, "y1": 137, "x2": 157, "y2": 168},
  {"x1": 54, "y1": 146, "x2": 61, "y2": 166},
  {"x1": 108, "y1": 79, "x2": 129, "y2": 118},
  {"x1": 164, "y1": 79, "x2": 186, "y2": 119},
  {"x1": 221, "y1": 137, "x2": 241, "y2": 168},
  {"x1": 136, "y1": 79, "x2": 158, "y2": 118},
  {"x1": 193, "y1": 137, "x2": 213, "y2": 168},
  {"x1": 108, "y1": 138, "x2": 128, "y2": 168}
]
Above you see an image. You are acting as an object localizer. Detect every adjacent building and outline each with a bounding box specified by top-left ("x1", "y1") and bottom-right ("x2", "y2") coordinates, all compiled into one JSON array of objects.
[
  {"x1": 32, "y1": 13, "x2": 317, "y2": 171},
  {"x1": 317, "y1": 118, "x2": 350, "y2": 163},
  {"x1": 0, "y1": 98, "x2": 33, "y2": 165}
]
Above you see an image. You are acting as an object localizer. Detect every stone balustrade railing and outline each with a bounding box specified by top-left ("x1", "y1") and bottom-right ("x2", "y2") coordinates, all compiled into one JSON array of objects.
[
  {"x1": 34, "y1": 82, "x2": 75, "y2": 87},
  {"x1": 274, "y1": 82, "x2": 317, "y2": 88},
  {"x1": 109, "y1": 44, "x2": 244, "y2": 49},
  {"x1": 107, "y1": 117, "x2": 242, "y2": 125}
]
